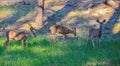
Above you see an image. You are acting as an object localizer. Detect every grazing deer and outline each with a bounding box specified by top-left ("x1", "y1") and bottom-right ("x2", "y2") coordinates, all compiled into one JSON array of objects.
[
  {"x1": 3, "y1": 26, "x2": 36, "y2": 48},
  {"x1": 87, "y1": 19, "x2": 106, "y2": 47},
  {"x1": 49, "y1": 24, "x2": 76, "y2": 40}
]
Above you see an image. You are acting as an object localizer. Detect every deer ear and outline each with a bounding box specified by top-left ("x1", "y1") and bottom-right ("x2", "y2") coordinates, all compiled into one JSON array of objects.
[
  {"x1": 103, "y1": 19, "x2": 106, "y2": 23},
  {"x1": 103, "y1": 0, "x2": 108, "y2": 5},
  {"x1": 96, "y1": 19, "x2": 100, "y2": 23}
]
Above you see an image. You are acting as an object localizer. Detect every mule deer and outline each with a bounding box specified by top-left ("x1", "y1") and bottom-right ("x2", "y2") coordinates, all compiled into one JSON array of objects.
[
  {"x1": 87, "y1": 19, "x2": 106, "y2": 47},
  {"x1": 49, "y1": 24, "x2": 76, "y2": 40},
  {"x1": 3, "y1": 26, "x2": 36, "y2": 48}
]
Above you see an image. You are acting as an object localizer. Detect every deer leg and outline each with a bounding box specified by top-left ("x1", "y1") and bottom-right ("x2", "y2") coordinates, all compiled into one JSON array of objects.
[
  {"x1": 21, "y1": 40, "x2": 25, "y2": 47},
  {"x1": 87, "y1": 33, "x2": 91, "y2": 45},
  {"x1": 25, "y1": 40, "x2": 28, "y2": 48},
  {"x1": 3, "y1": 40, "x2": 9, "y2": 47},
  {"x1": 49, "y1": 34, "x2": 52, "y2": 40},
  {"x1": 22, "y1": 38, "x2": 27, "y2": 48},
  {"x1": 97, "y1": 38, "x2": 100, "y2": 45},
  {"x1": 30, "y1": 28, "x2": 36, "y2": 37},
  {"x1": 91, "y1": 37, "x2": 95, "y2": 47},
  {"x1": 92, "y1": 39, "x2": 95, "y2": 47},
  {"x1": 86, "y1": 37, "x2": 90, "y2": 44},
  {"x1": 50, "y1": 29, "x2": 56, "y2": 40},
  {"x1": 63, "y1": 35, "x2": 66, "y2": 40},
  {"x1": 49, "y1": 34, "x2": 55, "y2": 40}
]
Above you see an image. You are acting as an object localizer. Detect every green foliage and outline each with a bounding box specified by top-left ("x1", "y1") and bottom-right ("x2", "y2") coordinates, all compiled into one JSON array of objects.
[{"x1": 0, "y1": 35, "x2": 120, "y2": 66}]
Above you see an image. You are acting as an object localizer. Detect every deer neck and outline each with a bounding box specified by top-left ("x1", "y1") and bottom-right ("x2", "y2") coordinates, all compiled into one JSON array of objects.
[
  {"x1": 99, "y1": 25, "x2": 103, "y2": 35},
  {"x1": 30, "y1": 29, "x2": 36, "y2": 37}
]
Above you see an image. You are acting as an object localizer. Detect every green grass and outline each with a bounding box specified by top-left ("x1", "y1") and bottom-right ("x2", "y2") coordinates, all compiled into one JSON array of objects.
[{"x1": 0, "y1": 35, "x2": 120, "y2": 66}]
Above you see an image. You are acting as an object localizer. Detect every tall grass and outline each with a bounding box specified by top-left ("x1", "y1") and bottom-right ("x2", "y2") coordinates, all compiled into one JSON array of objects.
[{"x1": 0, "y1": 35, "x2": 120, "y2": 66}]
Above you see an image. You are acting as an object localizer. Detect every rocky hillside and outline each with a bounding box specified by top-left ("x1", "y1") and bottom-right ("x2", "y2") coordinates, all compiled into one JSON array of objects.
[{"x1": 0, "y1": 0, "x2": 120, "y2": 41}]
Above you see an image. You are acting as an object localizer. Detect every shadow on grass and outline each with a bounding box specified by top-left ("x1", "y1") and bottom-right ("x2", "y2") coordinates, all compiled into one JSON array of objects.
[
  {"x1": 0, "y1": 1, "x2": 36, "y2": 26},
  {"x1": 0, "y1": 37, "x2": 120, "y2": 66},
  {"x1": 0, "y1": 33, "x2": 120, "y2": 65}
]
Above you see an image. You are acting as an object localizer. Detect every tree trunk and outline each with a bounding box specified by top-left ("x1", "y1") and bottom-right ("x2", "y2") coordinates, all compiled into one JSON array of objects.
[{"x1": 35, "y1": 0, "x2": 44, "y2": 28}]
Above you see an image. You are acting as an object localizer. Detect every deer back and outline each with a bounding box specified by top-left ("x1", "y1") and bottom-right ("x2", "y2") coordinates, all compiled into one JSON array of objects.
[
  {"x1": 50, "y1": 24, "x2": 76, "y2": 36},
  {"x1": 8, "y1": 31, "x2": 17, "y2": 40},
  {"x1": 14, "y1": 32, "x2": 27, "y2": 41},
  {"x1": 56, "y1": 25, "x2": 70, "y2": 34},
  {"x1": 8, "y1": 31, "x2": 27, "y2": 41}
]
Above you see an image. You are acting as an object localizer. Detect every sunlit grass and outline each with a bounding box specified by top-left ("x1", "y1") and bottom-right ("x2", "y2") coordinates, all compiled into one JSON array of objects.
[
  {"x1": 0, "y1": 6, "x2": 15, "y2": 19},
  {"x1": 113, "y1": 22, "x2": 120, "y2": 34},
  {"x1": 0, "y1": 35, "x2": 120, "y2": 66},
  {"x1": 0, "y1": 0, "x2": 120, "y2": 65},
  {"x1": 67, "y1": 10, "x2": 83, "y2": 17}
]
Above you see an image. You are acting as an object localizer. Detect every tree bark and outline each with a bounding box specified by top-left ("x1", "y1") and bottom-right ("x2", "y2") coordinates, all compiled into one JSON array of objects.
[{"x1": 35, "y1": 0, "x2": 44, "y2": 28}]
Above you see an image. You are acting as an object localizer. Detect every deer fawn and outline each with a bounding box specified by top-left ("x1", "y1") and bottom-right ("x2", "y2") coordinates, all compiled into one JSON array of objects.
[
  {"x1": 49, "y1": 24, "x2": 76, "y2": 40},
  {"x1": 87, "y1": 19, "x2": 106, "y2": 47},
  {"x1": 3, "y1": 27, "x2": 36, "y2": 48}
]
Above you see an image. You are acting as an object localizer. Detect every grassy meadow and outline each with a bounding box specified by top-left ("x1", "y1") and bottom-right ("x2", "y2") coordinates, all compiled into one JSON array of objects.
[
  {"x1": 0, "y1": 1, "x2": 120, "y2": 66},
  {"x1": 0, "y1": 35, "x2": 120, "y2": 66}
]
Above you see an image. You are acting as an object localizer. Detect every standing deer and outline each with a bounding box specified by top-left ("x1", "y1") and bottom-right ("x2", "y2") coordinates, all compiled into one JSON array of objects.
[
  {"x1": 87, "y1": 19, "x2": 106, "y2": 47},
  {"x1": 3, "y1": 26, "x2": 36, "y2": 48},
  {"x1": 49, "y1": 24, "x2": 76, "y2": 40}
]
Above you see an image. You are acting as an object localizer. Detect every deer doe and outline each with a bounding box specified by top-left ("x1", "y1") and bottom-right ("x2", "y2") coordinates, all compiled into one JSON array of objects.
[
  {"x1": 49, "y1": 24, "x2": 76, "y2": 40},
  {"x1": 87, "y1": 19, "x2": 106, "y2": 47},
  {"x1": 3, "y1": 27, "x2": 36, "y2": 48}
]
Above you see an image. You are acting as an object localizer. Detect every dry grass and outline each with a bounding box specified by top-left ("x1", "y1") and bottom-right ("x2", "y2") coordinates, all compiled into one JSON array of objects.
[
  {"x1": 113, "y1": 22, "x2": 120, "y2": 34},
  {"x1": 0, "y1": 6, "x2": 15, "y2": 19}
]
